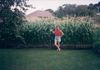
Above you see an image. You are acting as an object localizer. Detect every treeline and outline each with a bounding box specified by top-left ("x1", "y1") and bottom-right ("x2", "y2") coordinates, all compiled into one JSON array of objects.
[{"x1": 46, "y1": 2, "x2": 100, "y2": 18}]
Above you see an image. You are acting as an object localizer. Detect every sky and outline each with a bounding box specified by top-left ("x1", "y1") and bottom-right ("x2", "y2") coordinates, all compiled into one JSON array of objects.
[{"x1": 26, "y1": 0, "x2": 100, "y2": 15}]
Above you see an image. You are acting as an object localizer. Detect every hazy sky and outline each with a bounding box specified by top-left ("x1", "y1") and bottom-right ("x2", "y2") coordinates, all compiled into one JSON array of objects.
[{"x1": 26, "y1": 0, "x2": 100, "y2": 15}]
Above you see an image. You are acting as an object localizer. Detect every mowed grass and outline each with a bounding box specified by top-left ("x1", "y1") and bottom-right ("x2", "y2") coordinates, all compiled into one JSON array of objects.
[{"x1": 0, "y1": 48, "x2": 100, "y2": 70}]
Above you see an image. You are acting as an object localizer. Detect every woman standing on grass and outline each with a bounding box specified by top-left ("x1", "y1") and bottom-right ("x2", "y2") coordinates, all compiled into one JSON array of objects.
[{"x1": 52, "y1": 26, "x2": 64, "y2": 51}]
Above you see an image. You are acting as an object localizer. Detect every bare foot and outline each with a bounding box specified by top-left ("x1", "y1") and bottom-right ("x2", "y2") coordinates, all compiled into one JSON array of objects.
[{"x1": 57, "y1": 48, "x2": 61, "y2": 51}]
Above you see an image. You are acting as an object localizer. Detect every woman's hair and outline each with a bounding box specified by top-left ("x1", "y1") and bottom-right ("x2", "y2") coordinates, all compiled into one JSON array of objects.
[{"x1": 55, "y1": 25, "x2": 60, "y2": 28}]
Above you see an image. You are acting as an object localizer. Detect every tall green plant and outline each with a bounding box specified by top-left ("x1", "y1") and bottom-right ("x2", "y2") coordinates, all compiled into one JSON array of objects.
[{"x1": 21, "y1": 20, "x2": 95, "y2": 46}]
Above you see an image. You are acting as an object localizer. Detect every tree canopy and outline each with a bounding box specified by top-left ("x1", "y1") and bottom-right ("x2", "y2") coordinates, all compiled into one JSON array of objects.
[
  {"x1": 54, "y1": 2, "x2": 100, "y2": 18},
  {"x1": 0, "y1": 0, "x2": 31, "y2": 48}
]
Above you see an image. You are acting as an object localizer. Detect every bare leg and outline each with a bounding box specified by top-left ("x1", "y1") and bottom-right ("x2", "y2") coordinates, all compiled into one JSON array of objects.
[
  {"x1": 57, "y1": 42, "x2": 61, "y2": 51},
  {"x1": 54, "y1": 41, "x2": 61, "y2": 51}
]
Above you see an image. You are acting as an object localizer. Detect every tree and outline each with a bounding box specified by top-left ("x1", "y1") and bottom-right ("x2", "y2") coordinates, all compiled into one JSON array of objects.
[
  {"x1": 0, "y1": 0, "x2": 31, "y2": 48},
  {"x1": 54, "y1": 6, "x2": 65, "y2": 18},
  {"x1": 63, "y1": 4, "x2": 76, "y2": 16},
  {"x1": 88, "y1": 3, "x2": 94, "y2": 10},
  {"x1": 45, "y1": 9, "x2": 55, "y2": 16},
  {"x1": 45, "y1": 9, "x2": 54, "y2": 13},
  {"x1": 94, "y1": 2, "x2": 100, "y2": 12},
  {"x1": 54, "y1": 3, "x2": 98, "y2": 17}
]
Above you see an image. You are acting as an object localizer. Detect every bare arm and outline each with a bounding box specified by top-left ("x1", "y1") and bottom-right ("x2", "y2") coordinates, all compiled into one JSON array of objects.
[
  {"x1": 52, "y1": 31, "x2": 55, "y2": 34},
  {"x1": 50, "y1": 29, "x2": 55, "y2": 34},
  {"x1": 61, "y1": 30, "x2": 64, "y2": 36}
]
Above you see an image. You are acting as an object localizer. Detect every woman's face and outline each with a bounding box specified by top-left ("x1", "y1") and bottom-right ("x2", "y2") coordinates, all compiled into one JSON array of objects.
[{"x1": 56, "y1": 26, "x2": 60, "y2": 30}]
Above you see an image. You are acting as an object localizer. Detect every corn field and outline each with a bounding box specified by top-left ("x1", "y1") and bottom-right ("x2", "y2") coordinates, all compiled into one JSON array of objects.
[{"x1": 20, "y1": 19, "x2": 95, "y2": 47}]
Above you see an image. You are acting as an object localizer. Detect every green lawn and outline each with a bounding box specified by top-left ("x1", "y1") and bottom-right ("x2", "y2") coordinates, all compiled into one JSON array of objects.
[{"x1": 0, "y1": 49, "x2": 100, "y2": 70}]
